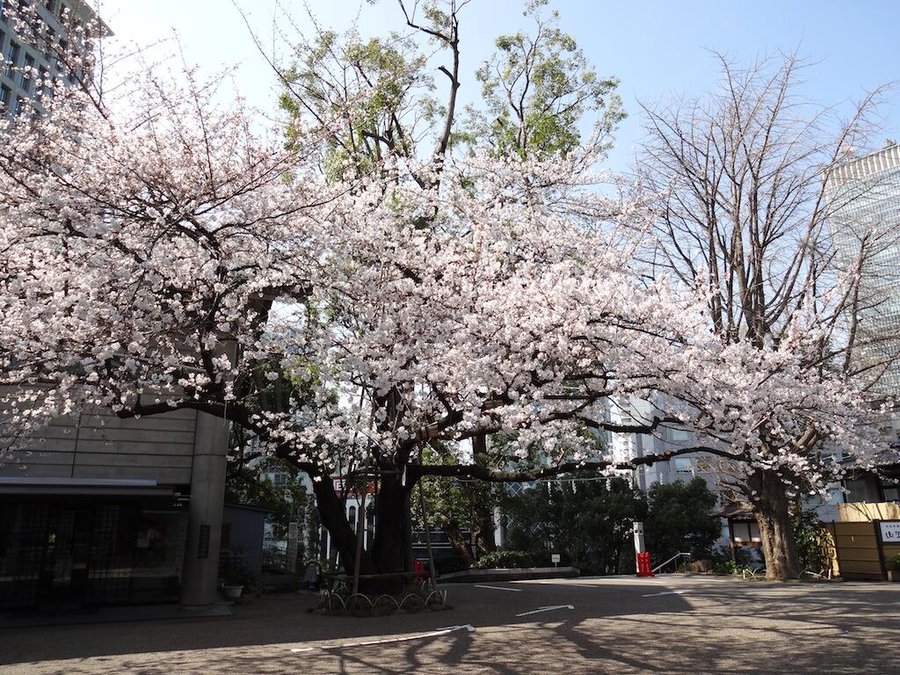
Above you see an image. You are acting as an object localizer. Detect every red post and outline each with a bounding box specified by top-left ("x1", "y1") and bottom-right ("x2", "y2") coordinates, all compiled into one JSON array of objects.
[{"x1": 636, "y1": 552, "x2": 654, "y2": 577}]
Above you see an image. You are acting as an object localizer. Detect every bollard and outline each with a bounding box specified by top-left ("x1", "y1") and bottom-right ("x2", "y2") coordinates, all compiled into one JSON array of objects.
[{"x1": 636, "y1": 551, "x2": 654, "y2": 577}]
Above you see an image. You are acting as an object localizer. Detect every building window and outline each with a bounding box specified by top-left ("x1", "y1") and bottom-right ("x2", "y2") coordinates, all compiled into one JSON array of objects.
[
  {"x1": 732, "y1": 521, "x2": 754, "y2": 543},
  {"x1": 37, "y1": 66, "x2": 51, "y2": 100},
  {"x1": 4, "y1": 39, "x2": 19, "y2": 78},
  {"x1": 18, "y1": 52, "x2": 32, "y2": 90},
  {"x1": 669, "y1": 428, "x2": 689, "y2": 442},
  {"x1": 673, "y1": 457, "x2": 693, "y2": 476},
  {"x1": 42, "y1": 24, "x2": 54, "y2": 57},
  {"x1": 0, "y1": 83, "x2": 10, "y2": 114},
  {"x1": 749, "y1": 523, "x2": 761, "y2": 542},
  {"x1": 44, "y1": 0, "x2": 57, "y2": 13}
]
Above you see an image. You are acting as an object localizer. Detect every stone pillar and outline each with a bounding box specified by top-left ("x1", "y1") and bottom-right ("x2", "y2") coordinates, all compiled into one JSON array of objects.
[{"x1": 180, "y1": 411, "x2": 229, "y2": 607}]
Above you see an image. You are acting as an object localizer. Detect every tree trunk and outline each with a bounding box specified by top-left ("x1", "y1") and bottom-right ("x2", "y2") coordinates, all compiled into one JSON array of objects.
[
  {"x1": 748, "y1": 468, "x2": 799, "y2": 580},
  {"x1": 442, "y1": 521, "x2": 475, "y2": 565},
  {"x1": 473, "y1": 503, "x2": 496, "y2": 556},
  {"x1": 311, "y1": 470, "x2": 420, "y2": 592},
  {"x1": 311, "y1": 476, "x2": 371, "y2": 575},
  {"x1": 369, "y1": 472, "x2": 415, "y2": 592}
]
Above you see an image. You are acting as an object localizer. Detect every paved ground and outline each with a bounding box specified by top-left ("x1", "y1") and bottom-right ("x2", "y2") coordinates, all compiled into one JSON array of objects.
[{"x1": 1, "y1": 575, "x2": 898, "y2": 673}]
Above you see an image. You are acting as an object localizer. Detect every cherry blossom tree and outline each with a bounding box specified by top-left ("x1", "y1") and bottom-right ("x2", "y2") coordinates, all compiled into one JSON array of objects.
[{"x1": 1, "y1": 3, "x2": 894, "y2": 587}]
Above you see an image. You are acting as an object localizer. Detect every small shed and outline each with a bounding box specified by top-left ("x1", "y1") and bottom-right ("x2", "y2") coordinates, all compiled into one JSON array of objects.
[
  {"x1": 833, "y1": 503, "x2": 900, "y2": 581},
  {"x1": 221, "y1": 503, "x2": 269, "y2": 579}
]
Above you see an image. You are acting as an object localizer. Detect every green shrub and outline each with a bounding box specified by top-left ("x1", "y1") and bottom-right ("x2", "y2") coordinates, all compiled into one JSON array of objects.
[
  {"x1": 791, "y1": 511, "x2": 832, "y2": 573},
  {"x1": 472, "y1": 550, "x2": 535, "y2": 569},
  {"x1": 714, "y1": 560, "x2": 740, "y2": 575},
  {"x1": 887, "y1": 553, "x2": 900, "y2": 571}
]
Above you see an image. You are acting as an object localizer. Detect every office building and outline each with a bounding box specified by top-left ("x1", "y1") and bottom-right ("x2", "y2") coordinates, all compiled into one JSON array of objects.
[
  {"x1": 0, "y1": 0, "x2": 105, "y2": 119},
  {"x1": 826, "y1": 143, "x2": 900, "y2": 393},
  {"x1": 0, "y1": 3, "x2": 232, "y2": 611}
]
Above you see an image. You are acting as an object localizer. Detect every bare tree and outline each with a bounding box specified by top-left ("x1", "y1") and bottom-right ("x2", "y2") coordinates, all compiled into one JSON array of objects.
[{"x1": 640, "y1": 52, "x2": 896, "y2": 580}]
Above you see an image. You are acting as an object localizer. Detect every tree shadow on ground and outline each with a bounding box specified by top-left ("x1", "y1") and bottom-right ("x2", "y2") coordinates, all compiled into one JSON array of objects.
[{"x1": 2, "y1": 578, "x2": 899, "y2": 673}]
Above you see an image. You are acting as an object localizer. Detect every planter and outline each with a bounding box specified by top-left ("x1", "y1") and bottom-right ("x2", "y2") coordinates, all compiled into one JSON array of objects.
[
  {"x1": 887, "y1": 569, "x2": 900, "y2": 583},
  {"x1": 222, "y1": 584, "x2": 244, "y2": 600}
]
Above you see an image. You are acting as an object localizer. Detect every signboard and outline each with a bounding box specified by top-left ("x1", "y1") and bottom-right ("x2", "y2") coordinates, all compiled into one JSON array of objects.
[
  {"x1": 332, "y1": 477, "x2": 376, "y2": 498},
  {"x1": 551, "y1": 553, "x2": 561, "y2": 564},
  {"x1": 287, "y1": 522, "x2": 299, "y2": 573},
  {"x1": 880, "y1": 521, "x2": 900, "y2": 543},
  {"x1": 197, "y1": 524, "x2": 211, "y2": 559}
]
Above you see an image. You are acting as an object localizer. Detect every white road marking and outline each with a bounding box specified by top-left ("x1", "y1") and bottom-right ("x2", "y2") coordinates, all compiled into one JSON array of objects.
[
  {"x1": 289, "y1": 625, "x2": 475, "y2": 652},
  {"x1": 473, "y1": 584, "x2": 523, "y2": 592},
  {"x1": 515, "y1": 604, "x2": 575, "y2": 617},
  {"x1": 642, "y1": 590, "x2": 686, "y2": 597}
]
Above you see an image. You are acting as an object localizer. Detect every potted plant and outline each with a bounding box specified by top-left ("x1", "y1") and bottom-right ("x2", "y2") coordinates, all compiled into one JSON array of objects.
[
  {"x1": 886, "y1": 553, "x2": 900, "y2": 582},
  {"x1": 221, "y1": 553, "x2": 254, "y2": 600}
]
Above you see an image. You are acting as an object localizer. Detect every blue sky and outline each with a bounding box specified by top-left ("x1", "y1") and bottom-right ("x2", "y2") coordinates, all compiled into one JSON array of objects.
[{"x1": 98, "y1": 0, "x2": 900, "y2": 172}]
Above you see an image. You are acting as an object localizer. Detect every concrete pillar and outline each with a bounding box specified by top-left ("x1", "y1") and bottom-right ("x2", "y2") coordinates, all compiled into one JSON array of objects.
[{"x1": 180, "y1": 411, "x2": 229, "y2": 607}]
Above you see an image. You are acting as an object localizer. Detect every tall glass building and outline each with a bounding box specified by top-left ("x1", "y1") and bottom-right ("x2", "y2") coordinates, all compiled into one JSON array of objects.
[{"x1": 827, "y1": 144, "x2": 900, "y2": 394}]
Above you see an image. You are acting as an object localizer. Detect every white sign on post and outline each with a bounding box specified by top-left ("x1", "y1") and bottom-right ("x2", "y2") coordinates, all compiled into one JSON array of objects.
[
  {"x1": 633, "y1": 521, "x2": 646, "y2": 554},
  {"x1": 880, "y1": 521, "x2": 900, "y2": 543},
  {"x1": 551, "y1": 553, "x2": 561, "y2": 566}
]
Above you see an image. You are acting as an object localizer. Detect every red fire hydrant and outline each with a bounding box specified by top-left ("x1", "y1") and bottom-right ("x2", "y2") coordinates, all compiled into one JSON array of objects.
[{"x1": 636, "y1": 551, "x2": 654, "y2": 577}]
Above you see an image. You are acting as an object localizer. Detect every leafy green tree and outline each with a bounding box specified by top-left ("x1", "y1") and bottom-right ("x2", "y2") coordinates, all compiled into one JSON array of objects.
[
  {"x1": 225, "y1": 426, "x2": 316, "y2": 551},
  {"x1": 503, "y1": 476, "x2": 645, "y2": 574},
  {"x1": 415, "y1": 476, "x2": 500, "y2": 565},
  {"x1": 644, "y1": 478, "x2": 721, "y2": 564},
  {"x1": 461, "y1": 0, "x2": 624, "y2": 159}
]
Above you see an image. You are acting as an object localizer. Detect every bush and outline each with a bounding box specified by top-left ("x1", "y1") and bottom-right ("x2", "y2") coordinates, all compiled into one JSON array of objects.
[
  {"x1": 712, "y1": 547, "x2": 765, "y2": 576},
  {"x1": 472, "y1": 550, "x2": 535, "y2": 569},
  {"x1": 714, "y1": 560, "x2": 740, "y2": 575},
  {"x1": 221, "y1": 549, "x2": 256, "y2": 587},
  {"x1": 887, "y1": 553, "x2": 900, "y2": 571},
  {"x1": 791, "y1": 511, "x2": 832, "y2": 574}
]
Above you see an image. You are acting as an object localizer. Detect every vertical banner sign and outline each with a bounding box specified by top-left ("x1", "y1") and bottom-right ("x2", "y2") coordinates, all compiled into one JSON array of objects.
[
  {"x1": 287, "y1": 521, "x2": 299, "y2": 573},
  {"x1": 198, "y1": 524, "x2": 211, "y2": 559}
]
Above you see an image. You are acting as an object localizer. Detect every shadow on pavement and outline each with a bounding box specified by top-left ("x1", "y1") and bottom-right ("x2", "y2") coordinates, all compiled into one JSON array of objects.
[{"x1": 1, "y1": 577, "x2": 898, "y2": 674}]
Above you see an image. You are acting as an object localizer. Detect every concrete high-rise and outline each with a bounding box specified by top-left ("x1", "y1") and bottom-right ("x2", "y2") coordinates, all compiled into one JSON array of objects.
[
  {"x1": 0, "y1": 3, "x2": 232, "y2": 611},
  {"x1": 0, "y1": 0, "x2": 105, "y2": 119}
]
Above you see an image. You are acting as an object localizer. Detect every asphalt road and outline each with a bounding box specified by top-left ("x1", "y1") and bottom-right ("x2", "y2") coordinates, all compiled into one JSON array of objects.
[{"x1": 1, "y1": 575, "x2": 898, "y2": 673}]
